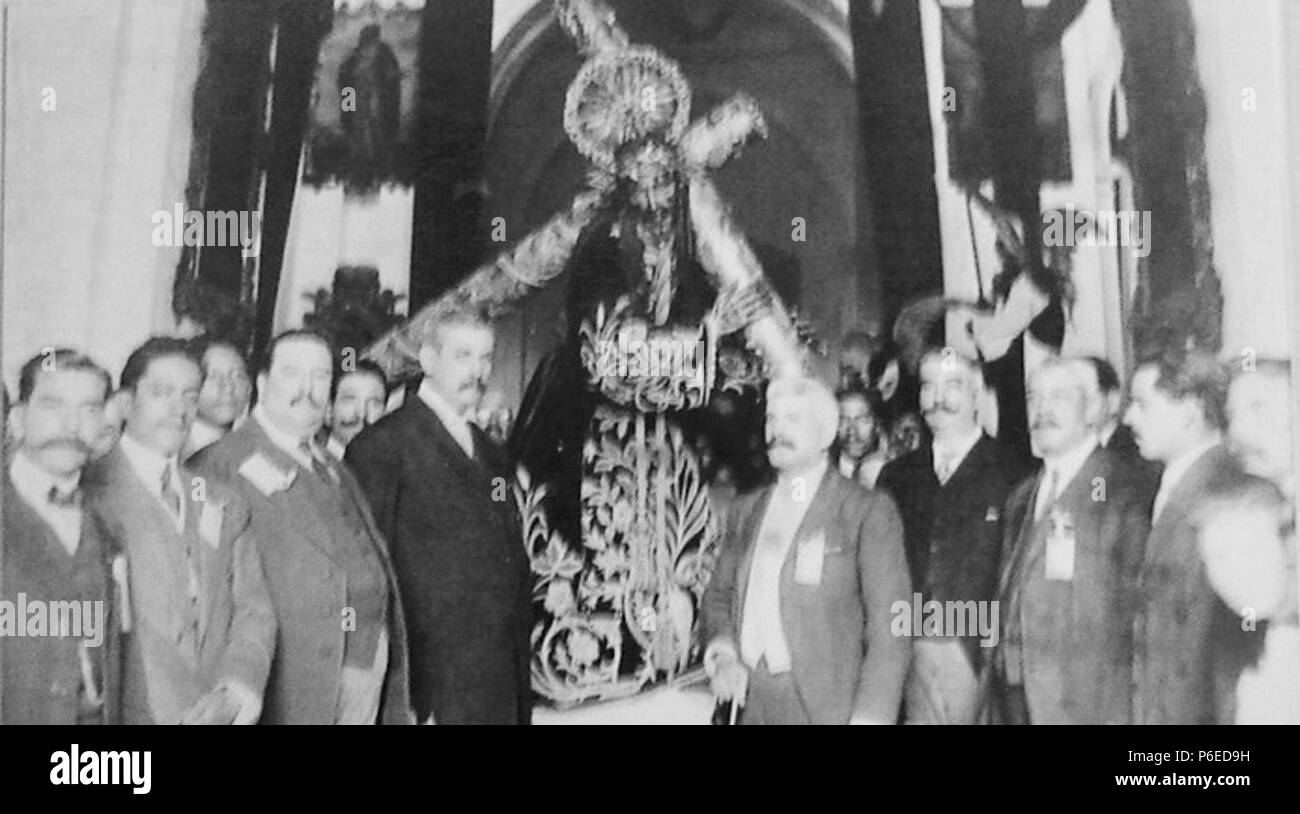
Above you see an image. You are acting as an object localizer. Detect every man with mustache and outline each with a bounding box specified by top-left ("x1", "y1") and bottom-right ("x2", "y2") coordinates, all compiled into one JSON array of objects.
[
  {"x1": 323, "y1": 360, "x2": 388, "y2": 459},
  {"x1": 986, "y1": 357, "x2": 1149, "y2": 724},
  {"x1": 84, "y1": 337, "x2": 275, "y2": 724},
  {"x1": 191, "y1": 330, "x2": 411, "y2": 724},
  {"x1": 701, "y1": 375, "x2": 911, "y2": 724},
  {"x1": 1125, "y1": 349, "x2": 1253, "y2": 724},
  {"x1": 182, "y1": 337, "x2": 251, "y2": 461},
  {"x1": 878, "y1": 348, "x2": 1029, "y2": 724},
  {"x1": 2, "y1": 348, "x2": 125, "y2": 724},
  {"x1": 348, "y1": 308, "x2": 531, "y2": 725},
  {"x1": 834, "y1": 387, "x2": 889, "y2": 488}
]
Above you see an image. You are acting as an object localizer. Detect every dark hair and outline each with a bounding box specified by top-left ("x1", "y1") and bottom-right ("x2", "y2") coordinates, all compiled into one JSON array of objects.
[
  {"x1": 1084, "y1": 355, "x2": 1121, "y2": 395},
  {"x1": 835, "y1": 385, "x2": 885, "y2": 423},
  {"x1": 120, "y1": 337, "x2": 201, "y2": 393},
  {"x1": 422, "y1": 305, "x2": 493, "y2": 348},
  {"x1": 189, "y1": 335, "x2": 247, "y2": 377},
  {"x1": 260, "y1": 329, "x2": 334, "y2": 376},
  {"x1": 17, "y1": 348, "x2": 112, "y2": 403},
  {"x1": 331, "y1": 358, "x2": 389, "y2": 400},
  {"x1": 1138, "y1": 348, "x2": 1230, "y2": 431}
]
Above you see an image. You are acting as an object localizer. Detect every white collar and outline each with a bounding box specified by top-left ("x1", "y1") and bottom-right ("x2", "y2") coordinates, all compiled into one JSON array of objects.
[
  {"x1": 326, "y1": 435, "x2": 347, "y2": 460},
  {"x1": 933, "y1": 425, "x2": 984, "y2": 469},
  {"x1": 419, "y1": 380, "x2": 471, "y2": 431},
  {"x1": 1098, "y1": 421, "x2": 1118, "y2": 447},
  {"x1": 1042, "y1": 436, "x2": 1099, "y2": 490},
  {"x1": 118, "y1": 431, "x2": 181, "y2": 494},
  {"x1": 186, "y1": 417, "x2": 227, "y2": 454},
  {"x1": 776, "y1": 456, "x2": 829, "y2": 493},
  {"x1": 1158, "y1": 436, "x2": 1221, "y2": 499},
  {"x1": 8, "y1": 449, "x2": 79, "y2": 511},
  {"x1": 252, "y1": 404, "x2": 320, "y2": 467}
]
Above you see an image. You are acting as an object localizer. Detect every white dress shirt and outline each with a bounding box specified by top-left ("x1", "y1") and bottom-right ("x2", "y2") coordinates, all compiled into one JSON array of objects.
[
  {"x1": 1034, "y1": 436, "x2": 1098, "y2": 522},
  {"x1": 932, "y1": 425, "x2": 983, "y2": 484},
  {"x1": 1152, "y1": 437, "x2": 1221, "y2": 523},
  {"x1": 419, "y1": 380, "x2": 474, "y2": 458},
  {"x1": 118, "y1": 432, "x2": 186, "y2": 532},
  {"x1": 183, "y1": 418, "x2": 227, "y2": 460},
  {"x1": 326, "y1": 434, "x2": 347, "y2": 461},
  {"x1": 8, "y1": 451, "x2": 82, "y2": 556},
  {"x1": 740, "y1": 459, "x2": 827, "y2": 674},
  {"x1": 252, "y1": 404, "x2": 324, "y2": 470}
]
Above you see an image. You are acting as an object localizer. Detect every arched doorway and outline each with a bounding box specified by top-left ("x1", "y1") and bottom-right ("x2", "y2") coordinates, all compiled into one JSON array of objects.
[{"x1": 483, "y1": 0, "x2": 867, "y2": 406}]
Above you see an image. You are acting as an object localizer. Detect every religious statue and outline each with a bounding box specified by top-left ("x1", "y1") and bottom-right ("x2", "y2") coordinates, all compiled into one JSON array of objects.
[
  {"x1": 365, "y1": 0, "x2": 811, "y2": 707},
  {"x1": 338, "y1": 23, "x2": 402, "y2": 192}
]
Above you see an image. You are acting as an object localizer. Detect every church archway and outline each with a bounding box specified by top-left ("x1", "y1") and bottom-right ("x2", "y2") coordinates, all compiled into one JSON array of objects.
[{"x1": 483, "y1": 0, "x2": 866, "y2": 406}]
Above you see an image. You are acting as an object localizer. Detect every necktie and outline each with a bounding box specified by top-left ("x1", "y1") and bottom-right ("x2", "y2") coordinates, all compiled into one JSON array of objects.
[
  {"x1": 1035, "y1": 468, "x2": 1061, "y2": 522},
  {"x1": 301, "y1": 443, "x2": 337, "y2": 484},
  {"x1": 936, "y1": 454, "x2": 954, "y2": 485},
  {"x1": 160, "y1": 464, "x2": 182, "y2": 521},
  {"x1": 47, "y1": 485, "x2": 81, "y2": 509}
]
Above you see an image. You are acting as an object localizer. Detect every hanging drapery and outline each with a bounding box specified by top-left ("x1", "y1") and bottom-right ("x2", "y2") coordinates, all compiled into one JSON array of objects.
[{"x1": 2, "y1": 0, "x2": 205, "y2": 385}]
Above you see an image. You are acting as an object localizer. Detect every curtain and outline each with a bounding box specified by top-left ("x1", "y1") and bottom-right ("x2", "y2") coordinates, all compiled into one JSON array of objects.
[{"x1": 2, "y1": 0, "x2": 205, "y2": 387}]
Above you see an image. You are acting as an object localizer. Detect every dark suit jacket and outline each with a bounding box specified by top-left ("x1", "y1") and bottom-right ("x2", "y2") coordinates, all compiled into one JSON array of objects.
[
  {"x1": 701, "y1": 469, "x2": 912, "y2": 724},
  {"x1": 878, "y1": 435, "x2": 1028, "y2": 669},
  {"x1": 190, "y1": 419, "x2": 412, "y2": 724},
  {"x1": 84, "y1": 447, "x2": 275, "y2": 724},
  {"x1": 347, "y1": 396, "x2": 532, "y2": 725},
  {"x1": 987, "y1": 446, "x2": 1149, "y2": 724},
  {"x1": 1132, "y1": 443, "x2": 1253, "y2": 724},
  {"x1": 2, "y1": 476, "x2": 125, "y2": 725},
  {"x1": 1105, "y1": 424, "x2": 1161, "y2": 505}
]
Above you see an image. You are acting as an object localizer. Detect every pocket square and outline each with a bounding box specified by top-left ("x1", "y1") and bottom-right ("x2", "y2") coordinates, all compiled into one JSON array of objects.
[{"x1": 985, "y1": 507, "x2": 1000, "y2": 522}]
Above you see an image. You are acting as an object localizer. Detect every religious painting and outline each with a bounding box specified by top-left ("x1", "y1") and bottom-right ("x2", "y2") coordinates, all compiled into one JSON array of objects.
[
  {"x1": 303, "y1": 1, "x2": 423, "y2": 192},
  {"x1": 941, "y1": 4, "x2": 1073, "y2": 186}
]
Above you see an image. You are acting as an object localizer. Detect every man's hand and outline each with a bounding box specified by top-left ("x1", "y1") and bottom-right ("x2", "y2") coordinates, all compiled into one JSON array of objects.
[{"x1": 704, "y1": 641, "x2": 749, "y2": 703}]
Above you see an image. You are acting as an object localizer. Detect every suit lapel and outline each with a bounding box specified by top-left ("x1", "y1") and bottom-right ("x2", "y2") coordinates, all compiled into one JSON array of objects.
[
  {"x1": 1003, "y1": 448, "x2": 1107, "y2": 598},
  {"x1": 238, "y1": 419, "x2": 340, "y2": 564},
  {"x1": 182, "y1": 463, "x2": 220, "y2": 645},
  {"x1": 417, "y1": 399, "x2": 495, "y2": 488},
  {"x1": 3, "y1": 478, "x2": 77, "y2": 593},
  {"x1": 998, "y1": 473, "x2": 1046, "y2": 604},
  {"x1": 98, "y1": 449, "x2": 205, "y2": 658},
  {"x1": 734, "y1": 468, "x2": 839, "y2": 623},
  {"x1": 784, "y1": 468, "x2": 839, "y2": 570},
  {"x1": 1144, "y1": 444, "x2": 1230, "y2": 567},
  {"x1": 939, "y1": 436, "x2": 987, "y2": 494},
  {"x1": 733, "y1": 485, "x2": 774, "y2": 621}
]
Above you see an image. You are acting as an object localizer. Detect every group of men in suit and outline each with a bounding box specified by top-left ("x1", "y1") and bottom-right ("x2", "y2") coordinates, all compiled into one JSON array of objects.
[
  {"x1": 704, "y1": 343, "x2": 1295, "y2": 725},
  {"x1": 1, "y1": 307, "x2": 532, "y2": 725}
]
